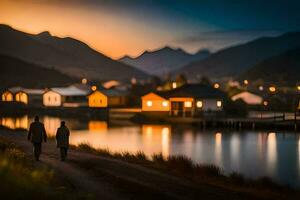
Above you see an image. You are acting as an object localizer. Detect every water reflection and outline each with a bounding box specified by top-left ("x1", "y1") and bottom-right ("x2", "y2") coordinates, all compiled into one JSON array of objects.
[
  {"x1": 230, "y1": 134, "x2": 240, "y2": 169},
  {"x1": 215, "y1": 132, "x2": 222, "y2": 166},
  {"x1": 88, "y1": 121, "x2": 108, "y2": 132},
  {"x1": 142, "y1": 125, "x2": 171, "y2": 157},
  {"x1": 44, "y1": 116, "x2": 60, "y2": 136},
  {"x1": 0, "y1": 115, "x2": 300, "y2": 187},
  {"x1": 1, "y1": 116, "x2": 28, "y2": 129},
  {"x1": 267, "y1": 132, "x2": 277, "y2": 175}
]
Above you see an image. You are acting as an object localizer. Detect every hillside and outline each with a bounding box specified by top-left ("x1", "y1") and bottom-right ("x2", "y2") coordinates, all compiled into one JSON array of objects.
[
  {"x1": 119, "y1": 46, "x2": 210, "y2": 75},
  {"x1": 0, "y1": 55, "x2": 77, "y2": 89},
  {"x1": 238, "y1": 48, "x2": 300, "y2": 86},
  {"x1": 0, "y1": 24, "x2": 149, "y2": 82},
  {"x1": 177, "y1": 32, "x2": 300, "y2": 79}
]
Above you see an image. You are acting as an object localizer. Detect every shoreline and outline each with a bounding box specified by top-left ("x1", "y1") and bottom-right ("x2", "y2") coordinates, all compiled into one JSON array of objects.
[{"x1": 0, "y1": 128, "x2": 299, "y2": 199}]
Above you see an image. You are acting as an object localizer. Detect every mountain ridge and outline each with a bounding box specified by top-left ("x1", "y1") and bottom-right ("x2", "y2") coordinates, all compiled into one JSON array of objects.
[
  {"x1": 0, "y1": 24, "x2": 149, "y2": 82},
  {"x1": 177, "y1": 32, "x2": 300, "y2": 79},
  {"x1": 119, "y1": 46, "x2": 210, "y2": 75}
]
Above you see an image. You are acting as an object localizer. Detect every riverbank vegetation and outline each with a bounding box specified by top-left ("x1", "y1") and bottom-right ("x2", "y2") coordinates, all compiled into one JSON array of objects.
[
  {"x1": 74, "y1": 143, "x2": 300, "y2": 199},
  {"x1": 0, "y1": 138, "x2": 92, "y2": 199}
]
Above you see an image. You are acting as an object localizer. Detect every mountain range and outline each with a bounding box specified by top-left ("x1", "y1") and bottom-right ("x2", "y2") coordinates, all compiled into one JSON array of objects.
[
  {"x1": 0, "y1": 55, "x2": 76, "y2": 90},
  {"x1": 0, "y1": 24, "x2": 148, "y2": 82},
  {"x1": 238, "y1": 48, "x2": 300, "y2": 86},
  {"x1": 119, "y1": 46, "x2": 210, "y2": 75},
  {"x1": 177, "y1": 32, "x2": 300, "y2": 80}
]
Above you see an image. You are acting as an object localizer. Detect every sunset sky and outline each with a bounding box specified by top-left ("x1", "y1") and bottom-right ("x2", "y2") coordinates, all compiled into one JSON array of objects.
[{"x1": 1, "y1": 0, "x2": 300, "y2": 59}]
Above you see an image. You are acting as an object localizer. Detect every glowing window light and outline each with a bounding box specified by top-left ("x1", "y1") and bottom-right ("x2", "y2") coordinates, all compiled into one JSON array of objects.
[
  {"x1": 184, "y1": 101, "x2": 192, "y2": 108},
  {"x1": 91, "y1": 85, "x2": 97, "y2": 91},
  {"x1": 214, "y1": 83, "x2": 220, "y2": 89},
  {"x1": 81, "y1": 78, "x2": 87, "y2": 84},
  {"x1": 269, "y1": 86, "x2": 276, "y2": 93},
  {"x1": 172, "y1": 82, "x2": 177, "y2": 89},
  {"x1": 196, "y1": 101, "x2": 203, "y2": 108},
  {"x1": 217, "y1": 100, "x2": 222, "y2": 108},
  {"x1": 146, "y1": 100, "x2": 153, "y2": 107},
  {"x1": 162, "y1": 101, "x2": 168, "y2": 107}
]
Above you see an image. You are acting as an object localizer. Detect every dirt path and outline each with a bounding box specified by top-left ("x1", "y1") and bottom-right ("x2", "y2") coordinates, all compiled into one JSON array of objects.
[{"x1": 0, "y1": 129, "x2": 265, "y2": 200}]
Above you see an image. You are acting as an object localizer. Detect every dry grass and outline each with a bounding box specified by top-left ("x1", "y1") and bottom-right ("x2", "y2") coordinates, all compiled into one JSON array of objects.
[
  {"x1": 73, "y1": 143, "x2": 293, "y2": 193},
  {"x1": 0, "y1": 138, "x2": 93, "y2": 199}
]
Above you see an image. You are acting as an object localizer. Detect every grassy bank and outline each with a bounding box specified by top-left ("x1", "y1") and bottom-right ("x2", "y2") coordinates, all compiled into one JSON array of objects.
[
  {"x1": 73, "y1": 143, "x2": 299, "y2": 199},
  {"x1": 0, "y1": 138, "x2": 93, "y2": 199}
]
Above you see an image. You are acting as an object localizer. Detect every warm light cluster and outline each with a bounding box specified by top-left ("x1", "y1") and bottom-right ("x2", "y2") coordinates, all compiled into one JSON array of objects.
[
  {"x1": 213, "y1": 83, "x2": 220, "y2": 89},
  {"x1": 269, "y1": 86, "x2": 276, "y2": 93}
]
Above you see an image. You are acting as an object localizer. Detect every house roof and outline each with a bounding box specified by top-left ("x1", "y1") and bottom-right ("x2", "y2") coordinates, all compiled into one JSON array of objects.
[
  {"x1": 142, "y1": 92, "x2": 167, "y2": 100},
  {"x1": 7, "y1": 86, "x2": 23, "y2": 93},
  {"x1": 6, "y1": 87, "x2": 44, "y2": 95},
  {"x1": 159, "y1": 84, "x2": 226, "y2": 99},
  {"x1": 22, "y1": 89, "x2": 45, "y2": 95},
  {"x1": 50, "y1": 86, "x2": 89, "y2": 96},
  {"x1": 102, "y1": 89, "x2": 129, "y2": 97}
]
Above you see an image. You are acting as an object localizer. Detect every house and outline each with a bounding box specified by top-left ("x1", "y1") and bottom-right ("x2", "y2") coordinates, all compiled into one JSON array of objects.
[
  {"x1": 141, "y1": 92, "x2": 170, "y2": 112},
  {"x1": 1, "y1": 87, "x2": 22, "y2": 102},
  {"x1": 141, "y1": 84, "x2": 225, "y2": 117},
  {"x1": 231, "y1": 91, "x2": 263, "y2": 105},
  {"x1": 43, "y1": 86, "x2": 89, "y2": 107},
  {"x1": 1, "y1": 90, "x2": 13, "y2": 102},
  {"x1": 165, "y1": 84, "x2": 225, "y2": 117},
  {"x1": 1, "y1": 87, "x2": 45, "y2": 106},
  {"x1": 103, "y1": 89, "x2": 129, "y2": 107},
  {"x1": 87, "y1": 90, "x2": 108, "y2": 108}
]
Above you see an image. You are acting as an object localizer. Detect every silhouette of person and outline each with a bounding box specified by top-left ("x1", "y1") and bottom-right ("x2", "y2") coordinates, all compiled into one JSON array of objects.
[
  {"x1": 56, "y1": 121, "x2": 70, "y2": 161},
  {"x1": 27, "y1": 116, "x2": 47, "y2": 161}
]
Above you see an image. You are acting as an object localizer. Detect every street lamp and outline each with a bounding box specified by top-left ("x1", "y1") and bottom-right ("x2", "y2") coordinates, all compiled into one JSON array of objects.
[
  {"x1": 214, "y1": 83, "x2": 220, "y2": 89},
  {"x1": 261, "y1": 100, "x2": 268, "y2": 119}
]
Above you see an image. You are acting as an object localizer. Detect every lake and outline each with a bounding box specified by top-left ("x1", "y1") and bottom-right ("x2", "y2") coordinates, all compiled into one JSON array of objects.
[{"x1": 1, "y1": 115, "x2": 300, "y2": 187}]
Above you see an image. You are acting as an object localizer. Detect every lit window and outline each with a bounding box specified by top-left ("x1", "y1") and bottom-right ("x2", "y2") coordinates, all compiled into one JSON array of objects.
[
  {"x1": 184, "y1": 101, "x2": 192, "y2": 108},
  {"x1": 81, "y1": 78, "x2": 87, "y2": 84},
  {"x1": 217, "y1": 100, "x2": 222, "y2": 108},
  {"x1": 196, "y1": 101, "x2": 203, "y2": 108},
  {"x1": 146, "y1": 100, "x2": 153, "y2": 107},
  {"x1": 91, "y1": 85, "x2": 97, "y2": 91},
  {"x1": 162, "y1": 101, "x2": 168, "y2": 107},
  {"x1": 214, "y1": 83, "x2": 220, "y2": 89},
  {"x1": 172, "y1": 82, "x2": 177, "y2": 89},
  {"x1": 269, "y1": 86, "x2": 276, "y2": 93}
]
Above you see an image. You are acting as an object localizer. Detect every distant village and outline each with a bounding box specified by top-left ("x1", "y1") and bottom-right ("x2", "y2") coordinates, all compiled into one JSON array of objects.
[{"x1": 1, "y1": 75, "x2": 300, "y2": 119}]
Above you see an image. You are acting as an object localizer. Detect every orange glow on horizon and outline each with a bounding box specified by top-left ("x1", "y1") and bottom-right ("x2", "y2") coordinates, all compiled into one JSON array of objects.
[{"x1": 0, "y1": 0, "x2": 178, "y2": 59}]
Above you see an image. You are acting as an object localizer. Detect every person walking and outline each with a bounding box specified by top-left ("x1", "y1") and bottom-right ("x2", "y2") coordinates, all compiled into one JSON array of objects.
[
  {"x1": 56, "y1": 121, "x2": 70, "y2": 161},
  {"x1": 27, "y1": 116, "x2": 47, "y2": 161}
]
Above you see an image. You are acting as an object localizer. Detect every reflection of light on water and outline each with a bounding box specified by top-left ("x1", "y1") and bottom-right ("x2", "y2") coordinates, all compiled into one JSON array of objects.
[
  {"x1": 1, "y1": 116, "x2": 28, "y2": 129},
  {"x1": 88, "y1": 121, "x2": 107, "y2": 132},
  {"x1": 162, "y1": 127, "x2": 170, "y2": 158},
  {"x1": 230, "y1": 134, "x2": 240, "y2": 168},
  {"x1": 43, "y1": 116, "x2": 60, "y2": 136},
  {"x1": 215, "y1": 132, "x2": 222, "y2": 166},
  {"x1": 298, "y1": 138, "x2": 300, "y2": 178},
  {"x1": 141, "y1": 125, "x2": 171, "y2": 158},
  {"x1": 267, "y1": 132, "x2": 277, "y2": 175}
]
